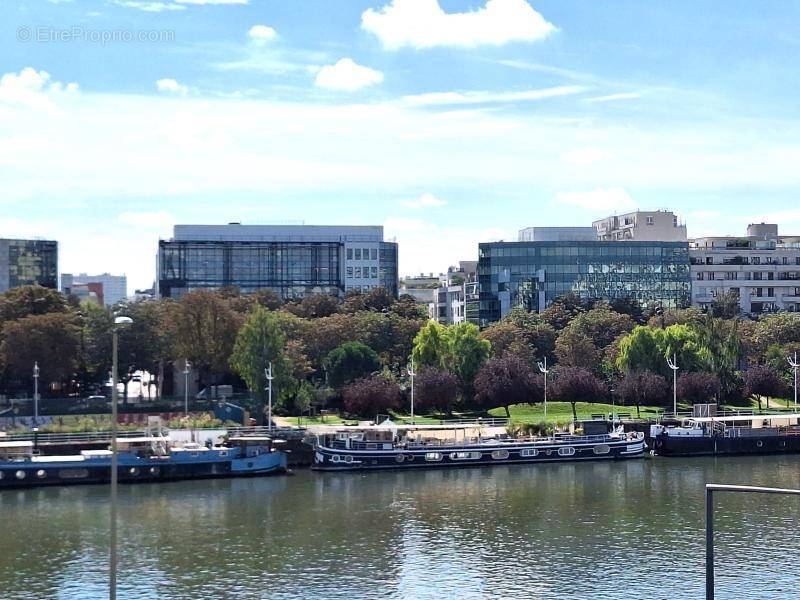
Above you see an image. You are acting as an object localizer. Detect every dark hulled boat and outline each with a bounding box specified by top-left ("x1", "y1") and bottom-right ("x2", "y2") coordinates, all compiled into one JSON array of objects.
[
  {"x1": 0, "y1": 435, "x2": 288, "y2": 489},
  {"x1": 311, "y1": 420, "x2": 646, "y2": 471},
  {"x1": 652, "y1": 413, "x2": 800, "y2": 457}
]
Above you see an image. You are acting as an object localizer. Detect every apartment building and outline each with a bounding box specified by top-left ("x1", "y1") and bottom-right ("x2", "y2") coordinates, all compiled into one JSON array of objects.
[
  {"x1": 690, "y1": 223, "x2": 800, "y2": 314},
  {"x1": 593, "y1": 210, "x2": 687, "y2": 242}
]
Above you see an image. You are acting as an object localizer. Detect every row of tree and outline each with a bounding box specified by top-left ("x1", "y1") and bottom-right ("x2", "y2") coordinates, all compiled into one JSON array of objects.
[{"x1": 1, "y1": 285, "x2": 798, "y2": 421}]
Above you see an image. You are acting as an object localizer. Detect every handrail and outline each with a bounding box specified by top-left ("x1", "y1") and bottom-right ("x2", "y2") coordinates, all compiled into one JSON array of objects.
[{"x1": 705, "y1": 484, "x2": 800, "y2": 599}]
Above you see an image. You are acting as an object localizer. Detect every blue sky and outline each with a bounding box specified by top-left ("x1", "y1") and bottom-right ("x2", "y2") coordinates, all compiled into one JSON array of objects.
[{"x1": 2, "y1": 0, "x2": 800, "y2": 292}]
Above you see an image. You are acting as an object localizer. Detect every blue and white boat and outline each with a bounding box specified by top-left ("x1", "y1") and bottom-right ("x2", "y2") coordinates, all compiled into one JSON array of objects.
[
  {"x1": 311, "y1": 420, "x2": 646, "y2": 471},
  {"x1": 0, "y1": 435, "x2": 288, "y2": 488}
]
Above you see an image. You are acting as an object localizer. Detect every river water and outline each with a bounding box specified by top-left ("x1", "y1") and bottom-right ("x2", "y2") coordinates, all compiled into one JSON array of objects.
[{"x1": 1, "y1": 456, "x2": 799, "y2": 599}]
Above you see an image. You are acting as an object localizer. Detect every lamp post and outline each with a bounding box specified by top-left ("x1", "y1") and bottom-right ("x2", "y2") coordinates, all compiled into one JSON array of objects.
[
  {"x1": 265, "y1": 362, "x2": 274, "y2": 432},
  {"x1": 537, "y1": 356, "x2": 549, "y2": 423},
  {"x1": 407, "y1": 358, "x2": 416, "y2": 425},
  {"x1": 110, "y1": 315, "x2": 132, "y2": 600},
  {"x1": 33, "y1": 361, "x2": 40, "y2": 423},
  {"x1": 667, "y1": 353, "x2": 679, "y2": 416},
  {"x1": 789, "y1": 352, "x2": 799, "y2": 411},
  {"x1": 183, "y1": 359, "x2": 191, "y2": 417}
]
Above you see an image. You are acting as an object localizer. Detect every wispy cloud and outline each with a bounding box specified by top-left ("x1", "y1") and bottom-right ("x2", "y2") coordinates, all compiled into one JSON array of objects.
[
  {"x1": 401, "y1": 193, "x2": 447, "y2": 209},
  {"x1": 314, "y1": 58, "x2": 384, "y2": 92},
  {"x1": 400, "y1": 85, "x2": 587, "y2": 107},
  {"x1": 583, "y1": 92, "x2": 642, "y2": 103},
  {"x1": 248, "y1": 24, "x2": 277, "y2": 46},
  {"x1": 362, "y1": 0, "x2": 557, "y2": 50},
  {"x1": 155, "y1": 78, "x2": 188, "y2": 95}
]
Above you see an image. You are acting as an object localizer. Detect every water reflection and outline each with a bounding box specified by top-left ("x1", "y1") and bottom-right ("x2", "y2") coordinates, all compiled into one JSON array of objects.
[{"x1": 1, "y1": 457, "x2": 800, "y2": 599}]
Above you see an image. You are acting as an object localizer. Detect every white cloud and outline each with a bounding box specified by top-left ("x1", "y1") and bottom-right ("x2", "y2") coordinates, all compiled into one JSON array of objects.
[
  {"x1": 248, "y1": 24, "x2": 277, "y2": 45},
  {"x1": 156, "y1": 78, "x2": 188, "y2": 95},
  {"x1": 401, "y1": 85, "x2": 586, "y2": 107},
  {"x1": 584, "y1": 92, "x2": 642, "y2": 103},
  {"x1": 362, "y1": 0, "x2": 556, "y2": 50},
  {"x1": 314, "y1": 58, "x2": 384, "y2": 91},
  {"x1": 401, "y1": 193, "x2": 446, "y2": 209},
  {"x1": 0, "y1": 67, "x2": 78, "y2": 109},
  {"x1": 116, "y1": 1, "x2": 186, "y2": 11},
  {"x1": 556, "y1": 188, "x2": 637, "y2": 211},
  {"x1": 175, "y1": 0, "x2": 247, "y2": 4},
  {"x1": 560, "y1": 147, "x2": 616, "y2": 165}
]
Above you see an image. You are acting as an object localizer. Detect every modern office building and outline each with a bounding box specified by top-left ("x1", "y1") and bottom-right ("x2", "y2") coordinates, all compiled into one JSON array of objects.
[
  {"x1": 478, "y1": 240, "x2": 691, "y2": 325},
  {"x1": 690, "y1": 223, "x2": 800, "y2": 314},
  {"x1": 0, "y1": 238, "x2": 58, "y2": 293},
  {"x1": 61, "y1": 273, "x2": 128, "y2": 306},
  {"x1": 593, "y1": 210, "x2": 687, "y2": 242},
  {"x1": 157, "y1": 224, "x2": 398, "y2": 300}
]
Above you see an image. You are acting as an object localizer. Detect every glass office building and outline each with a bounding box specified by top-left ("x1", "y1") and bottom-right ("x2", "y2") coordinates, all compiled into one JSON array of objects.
[
  {"x1": 158, "y1": 224, "x2": 398, "y2": 300},
  {"x1": 0, "y1": 239, "x2": 58, "y2": 293},
  {"x1": 478, "y1": 240, "x2": 691, "y2": 325}
]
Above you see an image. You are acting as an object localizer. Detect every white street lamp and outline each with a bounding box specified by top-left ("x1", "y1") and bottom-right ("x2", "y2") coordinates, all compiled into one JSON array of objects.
[
  {"x1": 407, "y1": 358, "x2": 416, "y2": 425},
  {"x1": 110, "y1": 315, "x2": 132, "y2": 600},
  {"x1": 183, "y1": 359, "x2": 191, "y2": 417},
  {"x1": 33, "y1": 361, "x2": 40, "y2": 423},
  {"x1": 265, "y1": 362, "x2": 274, "y2": 433},
  {"x1": 537, "y1": 356, "x2": 549, "y2": 423},
  {"x1": 788, "y1": 352, "x2": 799, "y2": 412},
  {"x1": 666, "y1": 353, "x2": 680, "y2": 417}
]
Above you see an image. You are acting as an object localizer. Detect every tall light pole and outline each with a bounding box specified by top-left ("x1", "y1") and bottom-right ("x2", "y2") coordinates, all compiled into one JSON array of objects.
[
  {"x1": 110, "y1": 315, "x2": 132, "y2": 600},
  {"x1": 788, "y1": 352, "x2": 799, "y2": 411},
  {"x1": 183, "y1": 359, "x2": 191, "y2": 417},
  {"x1": 33, "y1": 361, "x2": 40, "y2": 423},
  {"x1": 265, "y1": 362, "x2": 274, "y2": 432},
  {"x1": 407, "y1": 358, "x2": 415, "y2": 425},
  {"x1": 537, "y1": 356, "x2": 549, "y2": 423},
  {"x1": 667, "y1": 353, "x2": 680, "y2": 416}
]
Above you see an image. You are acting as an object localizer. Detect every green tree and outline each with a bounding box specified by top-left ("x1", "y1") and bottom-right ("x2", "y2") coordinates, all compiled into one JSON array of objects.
[
  {"x1": 554, "y1": 329, "x2": 602, "y2": 371},
  {"x1": 447, "y1": 322, "x2": 491, "y2": 400},
  {"x1": 230, "y1": 306, "x2": 291, "y2": 404},
  {"x1": 324, "y1": 341, "x2": 381, "y2": 389},
  {"x1": 0, "y1": 285, "x2": 69, "y2": 323},
  {"x1": 412, "y1": 321, "x2": 450, "y2": 368},
  {"x1": 79, "y1": 302, "x2": 114, "y2": 392}
]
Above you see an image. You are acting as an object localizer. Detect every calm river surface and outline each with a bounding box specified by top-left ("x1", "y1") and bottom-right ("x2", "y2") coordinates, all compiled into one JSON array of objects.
[{"x1": 2, "y1": 456, "x2": 800, "y2": 599}]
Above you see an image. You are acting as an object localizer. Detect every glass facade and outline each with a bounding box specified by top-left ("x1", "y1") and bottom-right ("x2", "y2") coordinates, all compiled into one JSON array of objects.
[
  {"x1": 0, "y1": 239, "x2": 58, "y2": 292},
  {"x1": 159, "y1": 239, "x2": 399, "y2": 299},
  {"x1": 478, "y1": 241, "x2": 691, "y2": 325}
]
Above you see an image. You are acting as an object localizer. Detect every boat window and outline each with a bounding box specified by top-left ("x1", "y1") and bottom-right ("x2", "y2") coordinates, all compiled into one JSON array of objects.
[
  {"x1": 219, "y1": 451, "x2": 228, "y2": 457},
  {"x1": 450, "y1": 452, "x2": 481, "y2": 460},
  {"x1": 425, "y1": 452, "x2": 443, "y2": 462},
  {"x1": 331, "y1": 455, "x2": 340, "y2": 463},
  {"x1": 395, "y1": 454, "x2": 405, "y2": 463},
  {"x1": 491, "y1": 450, "x2": 509, "y2": 460},
  {"x1": 59, "y1": 468, "x2": 89, "y2": 479},
  {"x1": 190, "y1": 452, "x2": 199, "y2": 457},
  {"x1": 520, "y1": 448, "x2": 538, "y2": 457},
  {"x1": 36, "y1": 469, "x2": 47, "y2": 479},
  {"x1": 15, "y1": 470, "x2": 25, "y2": 480},
  {"x1": 129, "y1": 468, "x2": 139, "y2": 476},
  {"x1": 344, "y1": 455, "x2": 353, "y2": 463},
  {"x1": 367, "y1": 443, "x2": 377, "y2": 449},
  {"x1": 558, "y1": 447, "x2": 576, "y2": 456},
  {"x1": 593, "y1": 444, "x2": 611, "y2": 455}
]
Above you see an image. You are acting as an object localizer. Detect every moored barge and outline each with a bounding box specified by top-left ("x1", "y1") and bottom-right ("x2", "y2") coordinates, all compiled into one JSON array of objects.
[
  {"x1": 652, "y1": 413, "x2": 800, "y2": 457},
  {"x1": 0, "y1": 435, "x2": 288, "y2": 489},
  {"x1": 311, "y1": 420, "x2": 645, "y2": 471}
]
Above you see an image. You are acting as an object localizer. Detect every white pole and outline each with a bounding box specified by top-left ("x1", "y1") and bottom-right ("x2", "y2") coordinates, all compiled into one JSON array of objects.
[
  {"x1": 407, "y1": 358, "x2": 415, "y2": 425},
  {"x1": 789, "y1": 352, "x2": 799, "y2": 411},
  {"x1": 33, "y1": 361, "x2": 39, "y2": 422},
  {"x1": 538, "y1": 357, "x2": 549, "y2": 423},
  {"x1": 667, "y1": 353, "x2": 680, "y2": 416},
  {"x1": 265, "y1": 362, "x2": 274, "y2": 433},
  {"x1": 183, "y1": 359, "x2": 190, "y2": 417}
]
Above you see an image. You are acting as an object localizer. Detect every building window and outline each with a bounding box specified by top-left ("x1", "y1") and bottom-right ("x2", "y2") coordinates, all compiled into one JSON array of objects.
[
  {"x1": 354, "y1": 267, "x2": 362, "y2": 278},
  {"x1": 346, "y1": 267, "x2": 353, "y2": 278},
  {"x1": 371, "y1": 266, "x2": 378, "y2": 279},
  {"x1": 347, "y1": 248, "x2": 353, "y2": 260},
  {"x1": 363, "y1": 248, "x2": 369, "y2": 259},
  {"x1": 696, "y1": 272, "x2": 705, "y2": 280},
  {"x1": 706, "y1": 257, "x2": 714, "y2": 265},
  {"x1": 646, "y1": 216, "x2": 654, "y2": 225},
  {"x1": 768, "y1": 287, "x2": 774, "y2": 297},
  {"x1": 752, "y1": 257, "x2": 761, "y2": 265},
  {"x1": 371, "y1": 248, "x2": 378, "y2": 261},
  {"x1": 354, "y1": 248, "x2": 361, "y2": 260}
]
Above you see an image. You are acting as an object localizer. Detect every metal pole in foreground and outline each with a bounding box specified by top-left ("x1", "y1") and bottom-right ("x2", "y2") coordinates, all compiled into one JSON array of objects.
[
  {"x1": 705, "y1": 484, "x2": 800, "y2": 599},
  {"x1": 183, "y1": 359, "x2": 191, "y2": 417},
  {"x1": 110, "y1": 316, "x2": 132, "y2": 600},
  {"x1": 788, "y1": 352, "x2": 799, "y2": 411},
  {"x1": 667, "y1": 354, "x2": 679, "y2": 416}
]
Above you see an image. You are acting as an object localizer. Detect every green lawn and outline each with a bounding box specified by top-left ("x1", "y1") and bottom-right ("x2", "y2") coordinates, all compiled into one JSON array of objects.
[{"x1": 490, "y1": 402, "x2": 666, "y2": 423}]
